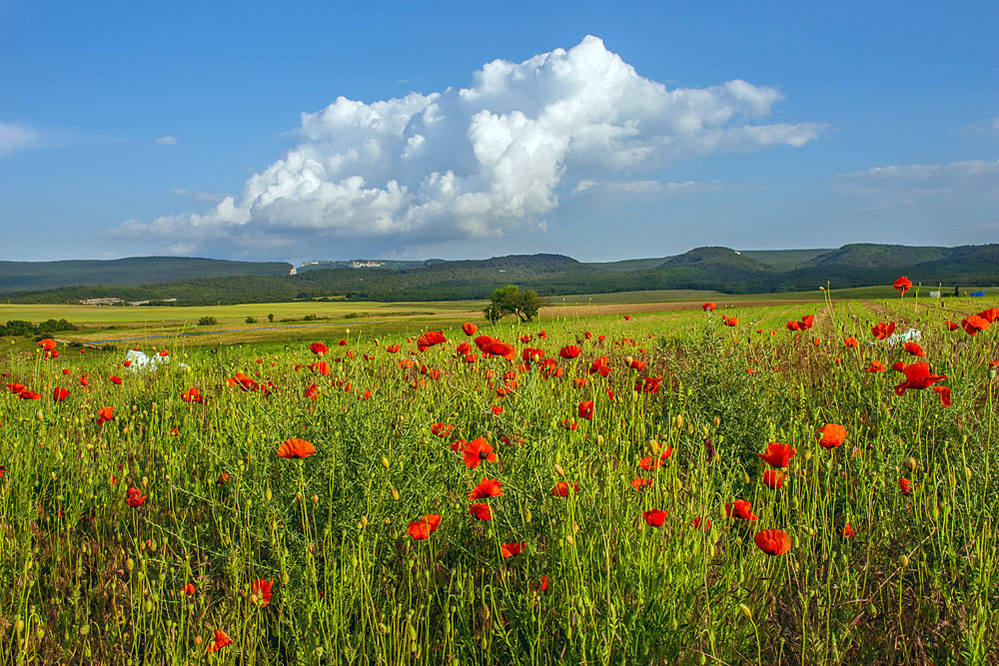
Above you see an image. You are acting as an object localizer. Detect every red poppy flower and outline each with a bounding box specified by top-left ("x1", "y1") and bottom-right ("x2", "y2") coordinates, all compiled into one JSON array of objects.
[
  {"x1": 893, "y1": 276, "x2": 913, "y2": 295},
  {"x1": 538, "y1": 575, "x2": 549, "y2": 591},
  {"x1": 871, "y1": 322, "x2": 896, "y2": 340},
  {"x1": 468, "y1": 478, "x2": 503, "y2": 500},
  {"x1": 126, "y1": 487, "x2": 146, "y2": 507},
  {"x1": 416, "y1": 330, "x2": 446, "y2": 352},
  {"x1": 903, "y1": 342, "x2": 926, "y2": 357},
  {"x1": 227, "y1": 372, "x2": 259, "y2": 391},
  {"x1": 52, "y1": 387, "x2": 70, "y2": 402},
  {"x1": 642, "y1": 509, "x2": 668, "y2": 527},
  {"x1": 866, "y1": 360, "x2": 886, "y2": 373},
  {"x1": 158, "y1": 349, "x2": 169, "y2": 357},
  {"x1": 577, "y1": 401, "x2": 594, "y2": 420},
  {"x1": 430, "y1": 422, "x2": 454, "y2": 438},
  {"x1": 462, "y1": 437, "x2": 497, "y2": 469},
  {"x1": 461, "y1": 322, "x2": 477, "y2": 336},
  {"x1": 702, "y1": 302, "x2": 716, "y2": 312},
  {"x1": 945, "y1": 320, "x2": 959, "y2": 331},
  {"x1": 79, "y1": 374, "x2": 89, "y2": 387},
  {"x1": 817, "y1": 423, "x2": 846, "y2": 449},
  {"x1": 785, "y1": 320, "x2": 801, "y2": 331},
  {"x1": 561, "y1": 419, "x2": 578, "y2": 430},
  {"x1": 841, "y1": 524, "x2": 855, "y2": 538},
  {"x1": 550, "y1": 481, "x2": 579, "y2": 496},
  {"x1": 407, "y1": 513, "x2": 441, "y2": 540},
  {"x1": 754, "y1": 529, "x2": 791, "y2": 556},
  {"x1": 962, "y1": 315, "x2": 989, "y2": 336},
  {"x1": 491, "y1": 405, "x2": 503, "y2": 416},
  {"x1": 588, "y1": 356, "x2": 612, "y2": 376},
  {"x1": 96, "y1": 406, "x2": 114, "y2": 425},
  {"x1": 206, "y1": 629, "x2": 233, "y2": 653},
  {"x1": 843, "y1": 337, "x2": 858, "y2": 348},
  {"x1": 725, "y1": 499, "x2": 758, "y2": 521},
  {"x1": 181, "y1": 387, "x2": 203, "y2": 403},
  {"x1": 251, "y1": 578, "x2": 274, "y2": 607},
  {"x1": 181, "y1": 583, "x2": 196, "y2": 596},
  {"x1": 762, "y1": 469, "x2": 786, "y2": 489},
  {"x1": 37, "y1": 338, "x2": 57, "y2": 351},
  {"x1": 722, "y1": 316, "x2": 738, "y2": 326},
  {"x1": 309, "y1": 342, "x2": 328, "y2": 355},
  {"x1": 899, "y1": 477, "x2": 912, "y2": 496},
  {"x1": 932, "y1": 386, "x2": 952, "y2": 406},
  {"x1": 468, "y1": 503, "x2": 492, "y2": 521},
  {"x1": 501, "y1": 542, "x2": 526, "y2": 557},
  {"x1": 800, "y1": 315, "x2": 815, "y2": 329},
  {"x1": 893, "y1": 361, "x2": 946, "y2": 395},
  {"x1": 109, "y1": 376, "x2": 122, "y2": 385},
  {"x1": 559, "y1": 345, "x2": 582, "y2": 359},
  {"x1": 758, "y1": 442, "x2": 796, "y2": 468},
  {"x1": 483, "y1": 339, "x2": 516, "y2": 361},
  {"x1": 638, "y1": 447, "x2": 673, "y2": 471},
  {"x1": 631, "y1": 478, "x2": 653, "y2": 490},
  {"x1": 692, "y1": 516, "x2": 711, "y2": 530},
  {"x1": 277, "y1": 438, "x2": 316, "y2": 459}
]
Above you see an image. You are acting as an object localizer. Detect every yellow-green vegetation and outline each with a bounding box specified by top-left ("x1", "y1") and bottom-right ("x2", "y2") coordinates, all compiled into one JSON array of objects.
[{"x1": 0, "y1": 292, "x2": 997, "y2": 663}]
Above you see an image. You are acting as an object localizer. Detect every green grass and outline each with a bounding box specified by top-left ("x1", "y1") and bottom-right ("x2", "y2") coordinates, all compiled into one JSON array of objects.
[{"x1": 0, "y1": 295, "x2": 997, "y2": 663}]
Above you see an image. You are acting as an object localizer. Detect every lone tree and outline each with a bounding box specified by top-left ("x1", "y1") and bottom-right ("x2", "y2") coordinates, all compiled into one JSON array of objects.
[{"x1": 484, "y1": 285, "x2": 541, "y2": 323}]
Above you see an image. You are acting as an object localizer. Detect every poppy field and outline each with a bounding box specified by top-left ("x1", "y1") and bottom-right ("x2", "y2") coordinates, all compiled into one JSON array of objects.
[{"x1": 1, "y1": 286, "x2": 998, "y2": 664}]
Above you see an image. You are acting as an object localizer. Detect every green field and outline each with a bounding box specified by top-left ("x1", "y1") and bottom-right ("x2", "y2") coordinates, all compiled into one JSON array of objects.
[
  {"x1": 1, "y1": 289, "x2": 997, "y2": 663},
  {"x1": 6, "y1": 285, "x2": 985, "y2": 350}
]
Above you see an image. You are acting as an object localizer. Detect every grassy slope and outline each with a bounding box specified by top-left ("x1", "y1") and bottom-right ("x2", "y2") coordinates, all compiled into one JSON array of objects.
[{"x1": 0, "y1": 256, "x2": 293, "y2": 292}]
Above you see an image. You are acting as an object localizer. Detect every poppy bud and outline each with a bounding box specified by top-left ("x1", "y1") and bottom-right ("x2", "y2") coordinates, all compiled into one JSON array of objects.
[
  {"x1": 738, "y1": 603, "x2": 753, "y2": 621},
  {"x1": 14, "y1": 619, "x2": 23, "y2": 633},
  {"x1": 964, "y1": 466, "x2": 972, "y2": 483},
  {"x1": 390, "y1": 488, "x2": 400, "y2": 501},
  {"x1": 281, "y1": 572, "x2": 290, "y2": 585},
  {"x1": 311, "y1": 494, "x2": 319, "y2": 504},
  {"x1": 524, "y1": 508, "x2": 532, "y2": 523},
  {"x1": 554, "y1": 464, "x2": 565, "y2": 477},
  {"x1": 898, "y1": 554, "x2": 909, "y2": 568},
  {"x1": 194, "y1": 636, "x2": 202, "y2": 646},
  {"x1": 380, "y1": 456, "x2": 390, "y2": 469},
  {"x1": 36, "y1": 410, "x2": 43, "y2": 421},
  {"x1": 296, "y1": 492, "x2": 303, "y2": 503},
  {"x1": 266, "y1": 487, "x2": 273, "y2": 502},
  {"x1": 906, "y1": 457, "x2": 917, "y2": 472},
  {"x1": 674, "y1": 415, "x2": 683, "y2": 429},
  {"x1": 713, "y1": 417, "x2": 721, "y2": 426},
  {"x1": 126, "y1": 558, "x2": 134, "y2": 572},
  {"x1": 384, "y1": 517, "x2": 391, "y2": 525},
  {"x1": 649, "y1": 439, "x2": 660, "y2": 454},
  {"x1": 597, "y1": 435, "x2": 604, "y2": 445}
]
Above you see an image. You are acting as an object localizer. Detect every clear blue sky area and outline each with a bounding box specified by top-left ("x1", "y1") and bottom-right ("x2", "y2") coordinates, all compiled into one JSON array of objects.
[{"x1": 1, "y1": 1, "x2": 996, "y2": 262}]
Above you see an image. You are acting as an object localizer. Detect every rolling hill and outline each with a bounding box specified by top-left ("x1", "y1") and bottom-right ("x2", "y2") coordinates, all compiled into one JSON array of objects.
[
  {"x1": 0, "y1": 256, "x2": 293, "y2": 292},
  {"x1": 2, "y1": 244, "x2": 996, "y2": 306}
]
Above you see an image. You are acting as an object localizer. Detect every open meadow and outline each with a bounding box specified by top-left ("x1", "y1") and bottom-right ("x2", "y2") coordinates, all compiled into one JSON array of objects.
[{"x1": 1, "y1": 289, "x2": 997, "y2": 664}]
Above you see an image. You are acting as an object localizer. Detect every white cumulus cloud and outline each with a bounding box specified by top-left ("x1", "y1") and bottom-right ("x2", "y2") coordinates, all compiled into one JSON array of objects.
[
  {"x1": 156, "y1": 136, "x2": 178, "y2": 145},
  {"x1": 114, "y1": 35, "x2": 823, "y2": 256},
  {"x1": 0, "y1": 121, "x2": 41, "y2": 157}
]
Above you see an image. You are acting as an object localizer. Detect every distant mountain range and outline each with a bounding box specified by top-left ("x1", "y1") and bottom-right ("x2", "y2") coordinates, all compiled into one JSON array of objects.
[{"x1": 2, "y1": 243, "x2": 996, "y2": 305}]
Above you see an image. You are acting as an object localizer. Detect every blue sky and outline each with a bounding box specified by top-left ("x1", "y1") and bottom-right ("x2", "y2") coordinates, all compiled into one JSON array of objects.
[{"x1": 1, "y1": 0, "x2": 996, "y2": 263}]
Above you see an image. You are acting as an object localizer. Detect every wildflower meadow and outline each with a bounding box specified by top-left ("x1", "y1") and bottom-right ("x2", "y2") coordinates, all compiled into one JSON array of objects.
[{"x1": 1, "y1": 283, "x2": 997, "y2": 664}]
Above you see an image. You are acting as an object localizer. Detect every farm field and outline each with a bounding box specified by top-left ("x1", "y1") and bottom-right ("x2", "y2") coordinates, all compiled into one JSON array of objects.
[
  {"x1": 1, "y1": 290, "x2": 997, "y2": 663},
  {"x1": 5, "y1": 285, "x2": 991, "y2": 350}
]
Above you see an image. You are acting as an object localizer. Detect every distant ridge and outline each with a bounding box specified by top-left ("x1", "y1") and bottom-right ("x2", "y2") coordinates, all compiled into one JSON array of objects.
[
  {"x1": 2, "y1": 244, "x2": 996, "y2": 305},
  {"x1": 0, "y1": 256, "x2": 293, "y2": 292}
]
